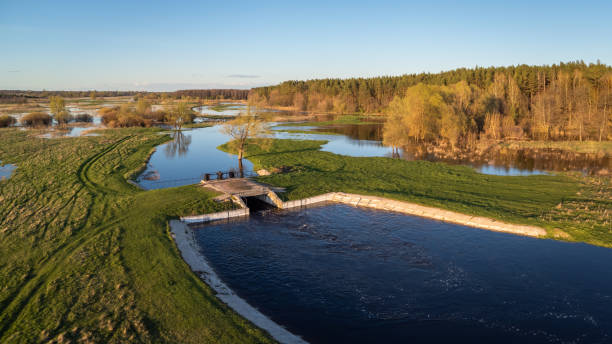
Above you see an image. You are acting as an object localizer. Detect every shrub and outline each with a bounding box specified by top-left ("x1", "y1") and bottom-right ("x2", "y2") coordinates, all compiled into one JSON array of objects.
[
  {"x1": 54, "y1": 110, "x2": 73, "y2": 125},
  {"x1": 99, "y1": 107, "x2": 119, "y2": 125},
  {"x1": 144, "y1": 110, "x2": 167, "y2": 123},
  {"x1": 21, "y1": 112, "x2": 52, "y2": 127},
  {"x1": 0, "y1": 115, "x2": 17, "y2": 128},
  {"x1": 73, "y1": 114, "x2": 94, "y2": 123}
]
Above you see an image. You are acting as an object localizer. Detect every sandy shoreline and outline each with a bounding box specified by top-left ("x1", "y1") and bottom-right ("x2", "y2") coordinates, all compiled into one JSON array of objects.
[{"x1": 169, "y1": 219, "x2": 307, "y2": 344}]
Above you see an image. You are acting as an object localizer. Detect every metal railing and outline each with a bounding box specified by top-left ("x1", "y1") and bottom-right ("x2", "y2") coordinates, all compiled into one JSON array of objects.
[{"x1": 142, "y1": 169, "x2": 260, "y2": 187}]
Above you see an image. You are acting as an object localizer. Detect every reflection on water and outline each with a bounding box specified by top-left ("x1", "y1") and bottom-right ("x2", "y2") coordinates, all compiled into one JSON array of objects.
[
  {"x1": 164, "y1": 130, "x2": 192, "y2": 158},
  {"x1": 274, "y1": 122, "x2": 609, "y2": 176},
  {"x1": 137, "y1": 107, "x2": 608, "y2": 189},
  {"x1": 0, "y1": 161, "x2": 17, "y2": 180},
  {"x1": 194, "y1": 204, "x2": 612, "y2": 344},
  {"x1": 313, "y1": 123, "x2": 385, "y2": 141},
  {"x1": 136, "y1": 126, "x2": 254, "y2": 190}
]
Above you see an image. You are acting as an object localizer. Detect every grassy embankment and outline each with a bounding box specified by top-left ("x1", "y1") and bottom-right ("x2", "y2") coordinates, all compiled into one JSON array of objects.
[
  {"x1": 221, "y1": 139, "x2": 610, "y2": 246},
  {"x1": 499, "y1": 140, "x2": 612, "y2": 155},
  {"x1": 0, "y1": 128, "x2": 274, "y2": 343}
]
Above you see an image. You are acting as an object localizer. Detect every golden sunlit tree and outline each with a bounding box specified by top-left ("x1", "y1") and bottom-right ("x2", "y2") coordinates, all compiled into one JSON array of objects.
[
  {"x1": 385, "y1": 84, "x2": 446, "y2": 143},
  {"x1": 49, "y1": 96, "x2": 71, "y2": 125},
  {"x1": 167, "y1": 101, "x2": 194, "y2": 130},
  {"x1": 221, "y1": 107, "x2": 270, "y2": 162}
]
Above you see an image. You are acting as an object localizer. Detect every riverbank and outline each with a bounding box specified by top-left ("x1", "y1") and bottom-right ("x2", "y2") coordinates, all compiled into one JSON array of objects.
[
  {"x1": 222, "y1": 138, "x2": 610, "y2": 247},
  {"x1": 266, "y1": 192, "x2": 546, "y2": 237},
  {"x1": 169, "y1": 220, "x2": 307, "y2": 344}
]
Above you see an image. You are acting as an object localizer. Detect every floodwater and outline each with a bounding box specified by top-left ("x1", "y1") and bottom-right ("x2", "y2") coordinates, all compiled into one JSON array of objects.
[
  {"x1": 136, "y1": 104, "x2": 608, "y2": 186},
  {"x1": 136, "y1": 127, "x2": 254, "y2": 189},
  {"x1": 0, "y1": 160, "x2": 16, "y2": 180},
  {"x1": 193, "y1": 204, "x2": 612, "y2": 344},
  {"x1": 274, "y1": 122, "x2": 608, "y2": 176},
  {"x1": 5, "y1": 105, "x2": 102, "y2": 137},
  {"x1": 193, "y1": 102, "x2": 246, "y2": 117}
]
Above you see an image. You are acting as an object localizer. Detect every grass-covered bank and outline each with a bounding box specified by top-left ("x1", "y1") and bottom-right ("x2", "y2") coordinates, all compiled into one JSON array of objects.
[
  {"x1": 222, "y1": 139, "x2": 610, "y2": 247},
  {"x1": 500, "y1": 140, "x2": 612, "y2": 155},
  {"x1": 0, "y1": 128, "x2": 274, "y2": 343}
]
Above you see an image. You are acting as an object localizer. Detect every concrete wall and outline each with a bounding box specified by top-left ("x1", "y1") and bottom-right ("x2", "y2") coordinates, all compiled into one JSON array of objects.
[
  {"x1": 180, "y1": 190, "x2": 546, "y2": 237},
  {"x1": 276, "y1": 192, "x2": 546, "y2": 238},
  {"x1": 277, "y1": 193, "x2": 336, "y2": 209},
  {"x1": 180, "y1": 207, "x2": 248, "y2": 223}
]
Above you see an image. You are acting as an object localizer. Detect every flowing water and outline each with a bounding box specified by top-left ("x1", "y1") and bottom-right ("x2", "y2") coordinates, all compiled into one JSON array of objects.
[{"x1": 193, "y1": 204, "x2": 612, "y2": 344}]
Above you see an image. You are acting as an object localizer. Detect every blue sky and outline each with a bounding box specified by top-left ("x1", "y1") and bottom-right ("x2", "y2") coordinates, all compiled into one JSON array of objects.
[{"x1": 1, "y1": 0, "x2": 611, "y2": 91}]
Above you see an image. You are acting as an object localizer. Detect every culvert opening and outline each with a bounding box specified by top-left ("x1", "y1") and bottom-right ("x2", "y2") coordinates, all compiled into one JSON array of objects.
[{"x1": 241, "y1": 195, "x2": 277, "y2": 213}]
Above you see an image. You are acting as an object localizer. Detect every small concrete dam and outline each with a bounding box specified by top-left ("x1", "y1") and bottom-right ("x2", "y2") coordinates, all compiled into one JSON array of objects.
[
  {"x1": 180, "y1": 178, "x2": 288, "y2": 223},
  {"x1": 180, "y1": 177, "x2": 546, "y2": 238}
]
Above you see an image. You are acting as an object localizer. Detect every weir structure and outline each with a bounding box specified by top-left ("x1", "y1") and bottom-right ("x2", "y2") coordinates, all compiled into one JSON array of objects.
[
  {"x1": 180, "y1": 177, "x2": 546, "y2": 238},
  {"x1": 180, "y1": 178, "x2": 284, "y2": 223}
]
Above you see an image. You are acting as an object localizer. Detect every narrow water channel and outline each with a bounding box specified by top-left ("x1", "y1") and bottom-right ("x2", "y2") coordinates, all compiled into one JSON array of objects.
[{"x1": 193, "y1": 204, "x2": 612, "y2": 343}]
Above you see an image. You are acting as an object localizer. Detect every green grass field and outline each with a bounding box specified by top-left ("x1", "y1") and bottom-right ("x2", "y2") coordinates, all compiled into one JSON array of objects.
[
  {"x1": 0, "y1": 128, "x2": 274, "y2": 343},
  {"x1": 1, "y1": 126, "x2": 610, "y2": 343},
  {"x1": 221, "y1": 139, "x2": 611, "y2": 246}
]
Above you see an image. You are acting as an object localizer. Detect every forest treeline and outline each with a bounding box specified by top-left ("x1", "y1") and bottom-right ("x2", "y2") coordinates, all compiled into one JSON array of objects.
[
  {"x1": 249, "y1": 61, "x2": 612, "y2": 142},
  {"x1": 170, "y1": 89, "x2": 249, "y2": 100},
  {"x1": 0, "y1": 90, "x2": 138, "y2": 99},
  {"x1": 0, "y1": 89, "x2": 248, "y2": 102}
]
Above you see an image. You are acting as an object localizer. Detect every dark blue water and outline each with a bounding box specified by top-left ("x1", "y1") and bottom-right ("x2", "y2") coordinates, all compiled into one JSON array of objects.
[{"x1": 194, "y1": 204, "x2": 612, "y2": 344}]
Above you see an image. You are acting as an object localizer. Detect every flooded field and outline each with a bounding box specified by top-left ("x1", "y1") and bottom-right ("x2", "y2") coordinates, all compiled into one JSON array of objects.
[
  {"x1": 138, "y1": 103, "x2": 609, "y2": 189},
  {"x1": 136, "y1": 126, "x2": 254, "y2": 189}
]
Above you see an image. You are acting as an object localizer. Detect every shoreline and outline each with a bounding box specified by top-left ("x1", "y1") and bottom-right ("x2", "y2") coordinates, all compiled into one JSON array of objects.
[
  {"x1": 182, "y1": 191, "x2": 548, "y2": 238},
  {"x1": 168, "y1": 219, "x2": 308, "y2": 344},
  {"x1": 327, "y1": 192, "x2": 548, "y2": 237}
]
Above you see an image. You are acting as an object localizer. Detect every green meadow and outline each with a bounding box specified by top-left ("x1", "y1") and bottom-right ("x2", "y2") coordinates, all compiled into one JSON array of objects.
[
  {"x1": 222, "y1": 139, "x2": 611, "y2": 246},
  {"x1": 0, "y1": 128, "x2": 273, "y2": 343},
  {"x1": 1, "y1": 127, "x2": 609, "y2": 342}
]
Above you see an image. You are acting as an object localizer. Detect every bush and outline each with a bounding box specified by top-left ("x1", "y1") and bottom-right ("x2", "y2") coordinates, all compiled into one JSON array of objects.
[
  {"x1": 54, "y1": 110, "x2": 73, "y2": 125},
  {"x1": 144, "y1": 110, "x2": 167, "y2": 123},
  {"x1": 73, "y1": 114, "x2": 94, "y2": 123},
  {"x1": 99, "y1": 107, "x2": 119, "y2": 125},
  {"x1": 0, "y1": 115, "x2": 17, "y2": 128},
  {"x1": 21, "y1": 112, "x2": 52, "y2": 127},
  {"x1": 99, "y1": 107, "x2": 151, "y2": 128}
]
